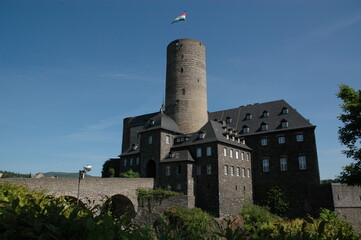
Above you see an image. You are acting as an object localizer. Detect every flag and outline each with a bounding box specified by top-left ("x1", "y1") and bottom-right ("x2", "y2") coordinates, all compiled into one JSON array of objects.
[{"x1": 172, "y1": 13, "x2": 186, "y2": 24}]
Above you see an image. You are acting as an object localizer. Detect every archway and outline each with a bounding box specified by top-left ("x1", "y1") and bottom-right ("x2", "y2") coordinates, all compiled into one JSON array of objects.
[
  {"x1": 104, "y1": 194, "x2": 136, "y2": 219},
  {"x1": 146, "y1": 160, "x2": 156, "y2": 178}
]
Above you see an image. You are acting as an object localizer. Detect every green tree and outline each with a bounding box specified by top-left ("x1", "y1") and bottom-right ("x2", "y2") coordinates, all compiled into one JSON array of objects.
[
  {"x1": 260, "y1": 186, "x2": 289, "y2": 216},
  {"x1": 336, "y1": 84, "x2": 361, "y2": 186},
  {"x1": 119, "y1": 169, "x2": 140, "y2": 178}
]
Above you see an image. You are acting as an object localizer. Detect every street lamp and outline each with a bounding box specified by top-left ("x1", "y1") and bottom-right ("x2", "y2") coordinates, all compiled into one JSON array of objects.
[{"x1": 77, "y1": 165, "x2": 92, "y2": 205}]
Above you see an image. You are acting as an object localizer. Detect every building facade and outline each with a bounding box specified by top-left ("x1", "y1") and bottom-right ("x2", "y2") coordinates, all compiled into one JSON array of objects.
[{"x1": 103, "y1": 38, "x2": 320, "y2": 217}]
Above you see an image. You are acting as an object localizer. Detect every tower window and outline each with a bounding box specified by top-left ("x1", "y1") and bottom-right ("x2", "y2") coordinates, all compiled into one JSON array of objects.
[
  {"x1": 182, "y1": 88, "x2": 185, "y2": 95},
  {"x1": 180, "y1": 67, "x2": 184, "y2": 73}
]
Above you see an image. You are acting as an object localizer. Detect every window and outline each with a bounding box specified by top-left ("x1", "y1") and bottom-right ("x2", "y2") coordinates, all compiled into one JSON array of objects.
[
  {"x1": 278, "y1": 136, "x2": 285, "y2": 144},
  {"x1": 235, "y1": 150, "x2": 239, "y2": 159},
  {"x1": 169, "y1": 152, "x2": 175, "y2": 158},
  {"x1": 223, "y1": 147, "x2": 227, "y2": 157},
  {"x1": 206, "y1": 146, "x2": 212, "y2": 156},
  {"x1": 166, "y1": 166, "x2": 171, "y2": 176},
  {"x1": 226, "y1": 134, "x2": 229, "y2": 140},
  {"x1": 262, "y1": 111, "x2": 269, "y2": 118},
  {"x1": 247, "y1": 153, "x2": 250, "y2": 161},
  {"x1": 177, "y1": 165, "x2": 182, "y2": 175},
  {"x1": 198, "y1": 131, "x2": 206, "y2": 139},
  {"x1": 230, "y1": 149, "x2": 233, "y2": 158},
  {"x1": 176, "y1": 183, "x2": 181, "y2": 190},
  {"x1": 148, "y1": 136, "x2": 153, "y2": 144},
  {"x1": 242, "y1": 126, "x2": 249, "y2": 134},
  {"x1": 296, "y1": 134, "x2": 304, "y2": 142},
  {"x1": 262, "y1": 159, "x2": 270, "y2": 172},
  {"x1": 124, "y1": 159, "x2": 127, "y2": 167},
  {"x1": 224, "y1": 165, "x2": 228, "y2": 175},
  {"x1": 282, "y1": 107, "x2": 289, "y2": 114},
  {"x1": 261, "y1": 123, "x2": 268, "y2": 131},
  {"x1": 246, "y1": 113, "x2": 252, "y2": 120},
  {"x1": 280, "y1": 157, "x2": 288, "y2": 171},
  {"x1": 298, "y1": 156, "x2": 307, "y2": 170},
  {"x1": 237, "y1": 167, "x2": 240, "y2": 176},
  {"x1": 240, "y1": 139, "x2": 245, "y2": 144},
  {"x1": 196, "y1": 148, "x2": 202, "y2": 157},
  {"x1": 130, "y1": 158, "x2": 133, "y2": 166},
  {"x1": 242, "y1": 168, "x2": 245, "y2": 177},
  {"x1": 261, "y1": 138, "x2": 268, "y2": 146},
  {"x1": 231, "y1": 166, "x2": 235, "y2": 176},
  {"x1": 281, "y1": 120, "x2": 288, "y2": 128},
  {"x1": 136, "y1": 157, "x2": 139, "y2": 165},
  {"x1": 247, "y1": 169, "x2": 251, "y2": 177},
  {"x1": 226, "y1": 117, "x2": 232, "y2": 124},
  {"x1": 165, "y1": 135, "x2": 170, "y2": 144},
  {"x1": 197, "y1": 165, "x2": 201, "y2": 175},
  {"x1": 207, "y1": 164, "x2": 212, "y2": 175},
  {"x1": 241, "y1": 152, "x2": 245, "y2": 160}
]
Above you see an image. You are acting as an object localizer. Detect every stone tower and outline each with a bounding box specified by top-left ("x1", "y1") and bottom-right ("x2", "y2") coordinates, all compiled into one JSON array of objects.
[{"x1": 165, "y1": 39, "x2": 208, "y2": 134}]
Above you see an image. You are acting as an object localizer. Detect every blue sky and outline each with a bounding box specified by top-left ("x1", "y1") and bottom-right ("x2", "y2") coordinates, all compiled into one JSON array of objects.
[{"x1": 0, "y1": 0, "x2": 360, "y2": 179}]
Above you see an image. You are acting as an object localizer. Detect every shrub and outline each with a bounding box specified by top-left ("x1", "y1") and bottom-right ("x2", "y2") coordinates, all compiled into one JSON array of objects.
[
  {"x1": 260, "y1": 186, "x2": 289, "y2": 216},
  {"x1": 119, "y1": 169, "x2": 140, "y2": 178}
]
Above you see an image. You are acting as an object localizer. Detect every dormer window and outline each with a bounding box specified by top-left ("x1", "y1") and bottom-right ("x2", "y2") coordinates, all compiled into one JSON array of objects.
[
  {"x1": 169, "y1": 152, "x2": 175, "y2": 158},
  {"x1": 150, "y1": 119, "x2": 155, "y2": 126},
  {"x1": 131, "y1": 144, "x2": 138, "y2": 151},
  {"x1": 242, "y1": 126, "x2": 249, "y2": 134},
  {"x1": 281, "y1": 120, "x2": 288, "y2": 128},
  {"x1": 226, "y1": 116, "x2": 232, "y2": 124},
  {"x1": 246, "y1": 113, "x2": 252, "y2": 120},
  {"x1": 226, "y1": 134, "x2": 229, "y2": 140},
  {"x1": 198, "y1": 131, "x2": 206, "y2": 139},
  {"x1": 261, "y1": 123, "x2": 268, "y2": 131},
  {"x1": 262, "y1": 111, "x2": 269, "y2": 118},
  {"x1": 282, "y1": 107, "x2": 289, "y2": 114}
]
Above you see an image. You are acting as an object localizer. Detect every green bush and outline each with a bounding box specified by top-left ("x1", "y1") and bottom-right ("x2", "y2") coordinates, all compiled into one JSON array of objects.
[
  {"x1": 119, "y1": 169, "x2": 140, "y2": 178},
  {"x1": 260, "y1": 186, "x2": 289, "y2": 216},
  {"x1": 155, "y1": 207, "x2": 217, "y2": 240}
]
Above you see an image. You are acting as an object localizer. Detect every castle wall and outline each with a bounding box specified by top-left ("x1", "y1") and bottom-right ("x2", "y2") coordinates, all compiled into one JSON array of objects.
[{"x1": 165, "y1": 39, "x2": 208, "y2": 134}]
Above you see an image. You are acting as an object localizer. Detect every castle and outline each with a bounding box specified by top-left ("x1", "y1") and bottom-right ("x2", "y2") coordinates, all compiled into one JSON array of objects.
[{"x1": 103, "y1": 38, "x2": 321, "y2": 217}]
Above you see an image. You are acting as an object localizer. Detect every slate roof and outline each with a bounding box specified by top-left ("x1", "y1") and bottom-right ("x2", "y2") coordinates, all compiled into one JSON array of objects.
[
  {"x1": 161, "y1": 149, "x2": 194, "y2": 163},
  {"x1": 138, "y1": 111, "x2": 182, "y2": 134},
  {"x1": 172, "y1": 120, "x2": 251, "y2": 150},
  {"x1": 130, "y1": 112, "x2": 158, "y2": 127},
  {"x1": 120, "y1": 144, "x2": 140, "y2": 157},
  {"x1": 208, "y1": 100, "x2": 314, "y2": 136}
]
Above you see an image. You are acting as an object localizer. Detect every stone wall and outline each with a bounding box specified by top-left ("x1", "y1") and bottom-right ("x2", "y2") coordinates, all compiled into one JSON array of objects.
[{"x1": 0, "y1": 178, "x2": 154, "y2": 211}]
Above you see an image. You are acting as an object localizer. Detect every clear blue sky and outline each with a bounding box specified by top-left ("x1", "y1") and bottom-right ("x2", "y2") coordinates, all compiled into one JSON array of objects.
[{"x1": 1, "y1": 0, "x2": 360, "y2": 179}]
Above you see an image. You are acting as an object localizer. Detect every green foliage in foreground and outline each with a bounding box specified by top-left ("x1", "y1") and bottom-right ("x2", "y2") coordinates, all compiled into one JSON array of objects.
[
  {"x1": 1, "y1": 183, "x2": 359, "y2": 240},
  {"x1": 119, "y1": 169, "x2": 140, "y2": 178}
]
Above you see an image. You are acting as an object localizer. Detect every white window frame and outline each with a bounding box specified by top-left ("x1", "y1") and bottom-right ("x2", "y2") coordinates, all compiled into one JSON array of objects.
[
  {"x1": 262, "y1": 159, "x2": 270, "y2": 172},
  {"x1": 296, "y1": 134, "x2": 304, "y2": 142},
  {"x1": 206, "y1": 146, "x2": 212, "y2": 156},
  {"x1": 247, "y1": 169, "x2": 251, "y2": 178},
  {"x1": 223, "y1": 147, "x2": 227, "y2": 157},
  {"x1": 165, "y1": 135, "x2": 170, "y2": 144},
  {"x1": 224, "y1": 165, "x2": 228, "y2": 175},
  {"x1": 247, "y1": 153, "x2": 250, "y2": 161},
  {"x1": 236, "y1": 167, "x2": 240, "y2": 176},
  {"x1": 242, "y1": 168, "x2": 245, "y2": 177},
  {"x1": 230, "y1": 149, "x2": 233, "y2": 158},
  {"x1": 280, "y1": 157, "x2": 287, "y2": 171},
  {"x1": 261, "y1": 124, "x2": 268, "y2": 131},
  {"x1": 298, "y1": 156, "x2": 307, "y2": 170},
  {"x1": 231, "y1": 166, "x2": 235, "y2": 176},
  {"x1": 235, "y1": 150, "x2": 239, "y2": 159},
  {"x1": 281, "y1": 121, "x2": 288, "y2": 128}
]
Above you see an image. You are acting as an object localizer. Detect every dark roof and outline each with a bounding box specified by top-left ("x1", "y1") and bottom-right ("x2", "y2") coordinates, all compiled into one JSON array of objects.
[
  {"x1": 161, "y1": 149, "x2": 194, "y2": 163},
  {"x1": 172, "y1": 120, "x2": 251, "y2": 150},
  {"x1": 130, "y1": 112, "x2": 158, "y2": 127},
  {"x1": 209, "y1": 100, "x2": 314, "y2": 136},
  {"x1": 120, "y1": 144, "x2": 140, "y2": 157},
  {"x1": 138, "y1": 112, "x2": 182, "y2": 134}
]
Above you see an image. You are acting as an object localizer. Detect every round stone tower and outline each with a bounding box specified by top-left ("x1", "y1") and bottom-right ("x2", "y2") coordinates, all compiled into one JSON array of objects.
[{"x1": 165, "y1": 39, "x2": 208, "y2": 134}]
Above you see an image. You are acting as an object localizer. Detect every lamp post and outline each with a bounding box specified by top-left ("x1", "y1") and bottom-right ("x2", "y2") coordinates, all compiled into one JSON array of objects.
[{"x1": 77, "y1": 165, "x2": 92, "y2": 205}]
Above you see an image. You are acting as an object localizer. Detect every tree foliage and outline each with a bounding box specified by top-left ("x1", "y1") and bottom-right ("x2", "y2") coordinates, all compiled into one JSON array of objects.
[
  {"x1": 0, "y1": 170, "x2": 29, "y2": 178},
  {"x1": 260, "y1": 186, "x2": 289, "y2": 216},
  {"x1": 119, "y1": 169, "x2": 140, "y2": 178},
  {"x1": 336, "y1": 84, "x2": 361, "y2": 186}
]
